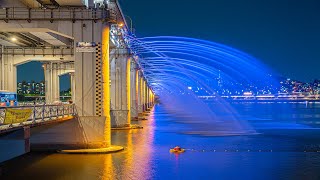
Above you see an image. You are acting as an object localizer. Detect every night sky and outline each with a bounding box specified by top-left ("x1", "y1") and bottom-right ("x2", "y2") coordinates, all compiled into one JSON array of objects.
[
  {"x1": 18, "y1": 0, "x2": 320, "y2": 88},
  {"x1": 119, "y1": 0, "x2": 320, "y2": 82}
]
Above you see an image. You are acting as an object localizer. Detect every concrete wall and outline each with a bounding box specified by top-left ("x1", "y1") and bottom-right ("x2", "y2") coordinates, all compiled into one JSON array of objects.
[{"x1": 30, "y1": 116, "x2": 106, "y2": 150}]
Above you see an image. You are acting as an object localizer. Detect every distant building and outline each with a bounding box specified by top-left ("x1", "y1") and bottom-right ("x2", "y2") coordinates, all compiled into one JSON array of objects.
[
  {"x1": 17, "y1": 81, "x2": 45, "y2": 95},
  {"x1": 187, "y1": 78, "x2": 320, "y2": 96}
]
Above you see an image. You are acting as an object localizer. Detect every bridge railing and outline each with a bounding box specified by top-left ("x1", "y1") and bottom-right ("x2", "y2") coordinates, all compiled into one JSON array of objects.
[
  {"x1": 0, "y1": 104, "x2": 77, "y2": 130},
  {"x1": 0, "y1": 7, "x2": 106, "y2": 22}
]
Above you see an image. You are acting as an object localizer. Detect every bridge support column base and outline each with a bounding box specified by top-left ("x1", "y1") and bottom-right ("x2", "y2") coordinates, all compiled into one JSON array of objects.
[
  {"x1": 137, "y1": 116, "x2": 148, "y2": 121},
  {"x1": 131, "y1": 117, "x2": 139, "y2": 121},
  {"x1": 59, "y1": 145, "x2": 124, "y2": 154},
  {"x1": 111, "y1": 124, "x2": 143, "y2": 130}
]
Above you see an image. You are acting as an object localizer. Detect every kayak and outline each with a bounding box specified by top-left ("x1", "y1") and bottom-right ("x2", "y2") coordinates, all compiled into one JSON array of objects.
[{"x1": 170, "y1": 149, "x2": 185, "y2": 153}]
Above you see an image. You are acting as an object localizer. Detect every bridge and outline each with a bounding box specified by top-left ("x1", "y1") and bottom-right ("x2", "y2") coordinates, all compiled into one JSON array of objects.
[{"x1": 0, "y1": 0, "x2": 155, "y2": 159}]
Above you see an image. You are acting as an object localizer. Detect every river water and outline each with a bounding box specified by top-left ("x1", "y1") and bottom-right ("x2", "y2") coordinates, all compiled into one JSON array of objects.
[{"x1": 2, "y1": 102, "x2": 320, "y2": 180}]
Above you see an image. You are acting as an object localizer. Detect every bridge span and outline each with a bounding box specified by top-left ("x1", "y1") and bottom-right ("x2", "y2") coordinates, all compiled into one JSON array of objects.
[{"x1": 0, "y1": 0, "x2": 155, "y2": 158}]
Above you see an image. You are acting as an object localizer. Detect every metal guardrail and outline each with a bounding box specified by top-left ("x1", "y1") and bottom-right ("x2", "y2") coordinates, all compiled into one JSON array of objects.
[
  {"x1": 17, "y1": 102, "x2": 45, "y2": 106},
  {"x1": 0, "y1": 7, "x2": 106, "y2": 22},
  {"x1": 0, "y1": 104, "x2": 76, "y2": 130},
  {"x1": 2, "y1": 47, "x2": 74, "y2": 56}
]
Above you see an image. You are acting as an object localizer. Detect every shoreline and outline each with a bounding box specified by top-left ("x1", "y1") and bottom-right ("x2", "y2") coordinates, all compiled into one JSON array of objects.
[{"x1": 203, "y1": 99, "x2": 320, "y2": 103}]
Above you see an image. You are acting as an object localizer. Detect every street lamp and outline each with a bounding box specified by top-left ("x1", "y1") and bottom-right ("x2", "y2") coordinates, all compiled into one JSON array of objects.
[
  {"x1": 118, "y1": 23, "x2": 124, "y2": 28},
  {"x1": 11, "y1": 37, "x2": 17, "y2": 42}
]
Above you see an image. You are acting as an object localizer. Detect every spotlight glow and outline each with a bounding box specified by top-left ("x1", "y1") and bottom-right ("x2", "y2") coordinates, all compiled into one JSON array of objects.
[{"x1": 11, "y1": 37, "x2": 17, "y2": 42}]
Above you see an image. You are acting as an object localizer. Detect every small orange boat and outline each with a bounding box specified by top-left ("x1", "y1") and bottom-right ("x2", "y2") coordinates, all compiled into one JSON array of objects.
[{"x1": 170, "y1": 146, "x2": 185, "y2": 153}]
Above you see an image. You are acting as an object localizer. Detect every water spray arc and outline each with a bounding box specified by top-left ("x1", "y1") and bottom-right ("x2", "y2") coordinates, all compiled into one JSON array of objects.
[{"x1": 127, "y1": 36, "x2": 276, "y2": 135}]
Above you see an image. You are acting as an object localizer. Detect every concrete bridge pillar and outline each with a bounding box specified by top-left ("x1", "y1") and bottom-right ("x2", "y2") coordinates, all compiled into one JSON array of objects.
[
  {"x1": 146, "y1": 82, "x2": 149, "y2": 109},
  {"x1": 126, "y1": 58, "x2": 131, "y2": 125},
  {"x1": 52, "y1": 65, "x2": 60, "y2": 103},
  {"x1": 70, "y1": 72, "x2": 75, "y2": 103},
  {"x1": 147, "y1": 87, "x2": 150, "y2": 109},
  {"x1": 102, "y1": 23, "x2": 111, "y2": 147},
  {"x1": 151, "y1": 90, "x2": 154, "y2": 106},
  {"x1": 130, "y1": 66, "x2": 138, "y2": 119},
  {"x1": 44, "y1": 64, "x2": 51, "y2": 102},
  {"x1": 0, "y1": 54, "x2": 17, "y2": 92},
  {"x1": 44, "y1": 63, "x2": 60, "y2": 103},
  {"x1": 134, "y1": 70, "x2": 139, "y2": 116},
  {"x1": 141, "y1": 77, "x2": 144, "y2": 112},
  {"x1": 120, "y1": 56, "x2": 128, "y2": 111},
  {"x1": 149, "y1": 89, "x2": 152, "y2": 107},
  {"x1": 110, "y1": 53, "x2": 116, "y2": 109},
  {"x1": 137, "y1": 73, "x2": 142, "y2": 114},
  {"x1": 0, "y1": 46, "x2": 3, "y2": 90},
  {"x1": 139, "y1": 76, "x2": 144, "y2": 113},
  {"x1": 142, "y1": 79, "x2": 147, "y2": 112},
  {"x1": 8, "y1": 61, "x2": 17, "y2": 93},
  {"x1": 150, "y1": 89, "x2": 153, "y2": 106},
  {"x1": 110, "y1": 49, "x2": 131, "y2": 127},
  {"x1": 147, "y1": 84, "x2": 150, "y2": 109}
]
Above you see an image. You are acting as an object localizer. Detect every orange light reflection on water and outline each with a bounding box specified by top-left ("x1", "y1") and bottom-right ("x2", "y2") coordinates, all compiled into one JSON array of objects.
[
  {"x1": 2, "y1": 108, "x2": 156, "y2": 180},
  {"x1": 100, "y1": 154, "x2": 115, "y2": 179},
  {"x1": 114, "y1": 107, "x2": 156, "y2": 179}
]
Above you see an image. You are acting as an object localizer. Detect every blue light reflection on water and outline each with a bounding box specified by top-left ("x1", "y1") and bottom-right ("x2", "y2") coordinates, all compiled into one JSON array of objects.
[
  {"x1": 2, "y1": 102, "x2": 320, "y2": 180},
  {"x1": 150, "y1": 102, "x2": 320, "y2": 180}
]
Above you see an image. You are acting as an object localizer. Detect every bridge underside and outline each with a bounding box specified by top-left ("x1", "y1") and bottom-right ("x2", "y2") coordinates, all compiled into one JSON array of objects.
[{"x1": 0, "y1": 0, "x2": 155, "y2": 151}]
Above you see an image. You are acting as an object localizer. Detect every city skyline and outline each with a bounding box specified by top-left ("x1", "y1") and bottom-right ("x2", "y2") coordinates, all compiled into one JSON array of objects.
[
  {"x1": 16, "y1": 77, "x2": 320, "y2": 96},
  {"x1": 17, "y1": 61, "x2": 71, "y2": 91}
]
